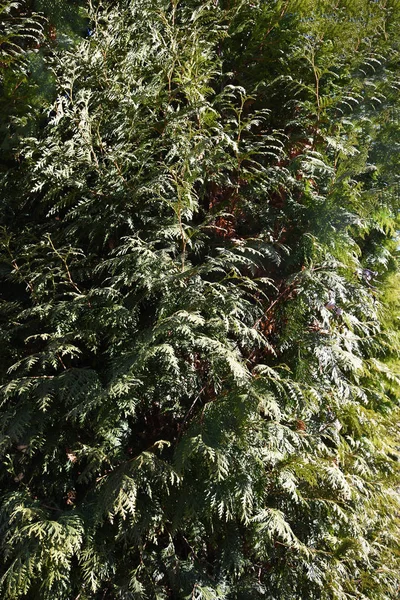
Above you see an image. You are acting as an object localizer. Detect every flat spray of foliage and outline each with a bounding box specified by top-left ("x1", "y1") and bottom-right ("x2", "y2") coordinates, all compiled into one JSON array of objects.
[{"x1": 0, "y1": 0, "x2": 400, "y2": 598}]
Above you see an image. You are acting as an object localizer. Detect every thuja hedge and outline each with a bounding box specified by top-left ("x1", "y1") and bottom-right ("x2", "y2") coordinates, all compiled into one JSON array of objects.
[{"x1": 0, "y1": 1, "x2": 399, "y2": 598}]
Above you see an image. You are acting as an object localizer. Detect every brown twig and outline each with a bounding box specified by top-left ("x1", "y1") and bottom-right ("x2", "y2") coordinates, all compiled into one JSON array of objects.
[{"x1": 46, "y1": 235, "x2": 82, "y2": 294}]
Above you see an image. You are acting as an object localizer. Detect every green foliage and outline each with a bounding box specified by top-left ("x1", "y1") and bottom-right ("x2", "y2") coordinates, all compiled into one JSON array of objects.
[
  {"x1": 0, "y1": 1, "x2": 45, "y2": 158},
  {"x1": 0, "y1": 0, "x2": 399, "y2": 598}
]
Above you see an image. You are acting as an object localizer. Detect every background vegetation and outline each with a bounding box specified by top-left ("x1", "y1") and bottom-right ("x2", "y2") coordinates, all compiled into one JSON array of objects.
[{"x1": 0, "y1": 1, "x2": 399, "y2": 598}]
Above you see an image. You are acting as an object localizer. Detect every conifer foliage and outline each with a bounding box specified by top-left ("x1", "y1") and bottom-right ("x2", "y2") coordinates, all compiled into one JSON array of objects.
[{"x1": 1, "y1": 1, "x2": 400, "y2": 598}]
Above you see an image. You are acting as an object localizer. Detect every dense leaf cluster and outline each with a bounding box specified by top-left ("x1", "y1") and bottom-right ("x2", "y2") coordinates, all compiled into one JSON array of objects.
[{"x1": 0, "y1": 1, "x2": 399, "y2": 598}]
